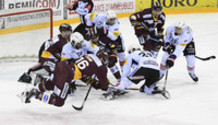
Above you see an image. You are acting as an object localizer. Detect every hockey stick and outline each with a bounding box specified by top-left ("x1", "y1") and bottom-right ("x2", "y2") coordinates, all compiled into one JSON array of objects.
[
  {"x1": 195, "y1": 55, "x2": 216, "y2": 61},
  {"x1": 163, "y1": 69, "x2": 168, "y2": 91},
  {"x1": 161, "y1": 68, "x2": 171, "y2": 99},
  {"x1": 148, "y1": 36, "x2": 162, "y2": 43},
  {"x1": 72, "y1": 84, "x2": 92, "y2": 111},
  {"x1": 109, "y1": 83, "x2": 139, "y2": 91}
]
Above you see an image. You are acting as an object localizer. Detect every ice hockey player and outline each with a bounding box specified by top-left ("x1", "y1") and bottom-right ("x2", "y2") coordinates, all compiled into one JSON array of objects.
[
  {"x1": 65, "y1": 0, "x2": 94, "y2": 37},
  {"x1": 18, "y1": 23, "x2": 72, "y2": 84},
  {"x1": 159, "y1": 21, "x2": 199, "y2": 82},
  {"x1": 101, "y1": 10, "x2": 126, "y2": 70},
  {"x1": 103, "y1": 45, "x2": 166, "y2": 100},
  {"x1": 89, "y1": 33, "x2": 122, "y2": 83},
  {"x1": 61, "y1": 32, "x2": 100, "y2": 61},
  {"x1": 129, "y1": 2, "x2": 165, "y2": 57},
  {"x1": 85, "y1": 10, "x2": 126, "y2": 75},
  {"x1": 19, "y1": 53, "x2": 110, "y2": 107}
]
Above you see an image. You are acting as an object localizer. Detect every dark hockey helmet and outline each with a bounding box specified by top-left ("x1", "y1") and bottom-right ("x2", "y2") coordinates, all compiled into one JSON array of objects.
[
  {"x1": 97, "y1": 50, "x2": 109, "y2": 65},
  {"x1": 59, "y1": 23, "x2": 72, "y2": 33},
  {"x1": 152, "y1": 2, "x2": 162, "y2": 11}
]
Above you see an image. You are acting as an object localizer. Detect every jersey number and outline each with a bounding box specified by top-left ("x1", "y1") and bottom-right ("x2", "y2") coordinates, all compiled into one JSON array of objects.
[
  {"x1": 75, "y1": 56, "x2": 93, "y2": 70},
  {"x1": 138, "y1": 52, "x2": 152, "y2": 57}
]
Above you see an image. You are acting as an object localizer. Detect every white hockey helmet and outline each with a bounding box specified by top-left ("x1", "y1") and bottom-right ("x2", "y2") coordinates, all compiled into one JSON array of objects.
[
  {"x1": 106, "y1": 10, "x2": 117, "y2": 20},
  {"x1": 128, "y1": 44, "x2": 141, "y2": 54},
  {"x1": 174, "y1": 21, "x2": 186, "y2": 31},
  {"x1": 71, "y1": 32, "x2": 84, "y2": 49}
]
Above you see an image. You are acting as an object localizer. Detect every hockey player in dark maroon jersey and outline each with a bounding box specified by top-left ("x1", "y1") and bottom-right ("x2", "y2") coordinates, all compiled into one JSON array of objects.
[
  {"x1": 18, "y1": 23, "x2": 72, "y2": 84},
  {"x1": 65, "y1": 0, "x2": 94, "y2": 38},
  {"x1": 89, "y1": 32, "x2": 122, "y2": 83},
  {"x1": 19, "y1": 52, "x2": 109, "y2": 107},
  {"x1": 129, "y1": 2, "x2": 166, "y2": 57}
]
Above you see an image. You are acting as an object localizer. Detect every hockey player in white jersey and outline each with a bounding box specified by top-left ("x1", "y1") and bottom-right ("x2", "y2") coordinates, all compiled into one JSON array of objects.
[
  {"x1": 103, "y1": 45, "x2": 167, "y2": 100},
  {"x1": 61, "y1": 32, "x2": 100, "y2": 61},
  {"x1": 85, "y1": 10, "x2": 126, "y2": 70},
  {"x1": 160, "y1": 21, "x2": 198, "y2": 82}
]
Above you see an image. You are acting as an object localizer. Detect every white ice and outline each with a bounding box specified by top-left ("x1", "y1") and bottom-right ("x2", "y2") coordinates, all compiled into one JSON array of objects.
[{"x1": 0, "y1": 13, "x2": 218, "y2": 125}]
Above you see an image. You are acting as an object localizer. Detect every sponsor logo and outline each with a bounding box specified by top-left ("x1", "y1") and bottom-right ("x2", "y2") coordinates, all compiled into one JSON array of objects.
[
  {"x1": 35, "y1": 0, "x2": 60, "y2": 9},
  {"x1": 152, "y1": 0, "x2": 198, "y2": 8},
  {"x1": 7, "y1": 0, "x2": 60, "y2": 9}
]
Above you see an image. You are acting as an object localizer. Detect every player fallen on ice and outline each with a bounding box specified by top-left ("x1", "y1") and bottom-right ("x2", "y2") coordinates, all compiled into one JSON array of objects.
[
  {"x1": 103, "y1": 45, "x2": 169, "y2": 100},
  {"x1": 129, "y1": 2, "x2": 165, "y2": 57},
  {"x1": 61, "y1": 32, "x2": 101, "y2": 92},
  {"x1": 18, "y1": 52, "x2": 110, "y2": 107},
  {"x1": 18, "y1": 23, "x2": 73, "y2": 84},
  {"x1": 160, "y1": 21, "x2": 199, "y2": 82}
]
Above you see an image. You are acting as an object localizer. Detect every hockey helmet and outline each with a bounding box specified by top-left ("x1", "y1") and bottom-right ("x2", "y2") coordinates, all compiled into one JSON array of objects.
[
  {"x1": 71, "y1": 32, "x2": 84, "y2": 49},
  {"x1": 128, "y1": 44, "x2": 141, "y2": 54},
  {"x1": 106, "y1": 10, "x2": 117, "y2": 25},
  {"x1": 59, "y1": 23, "x2": 73, "y2": 33},
  {"x1": 97, "y1": 50, "x2": 109, "y2": 65},
  {"x1": 152, "y1": 2, "x2": 162, "y2": 11},
  {"x1": 174, "y1": 21, "x2": 186, "y2": 31},
  {"x1": 106, "y1": 10, "x2": 117, "y2": 20}
]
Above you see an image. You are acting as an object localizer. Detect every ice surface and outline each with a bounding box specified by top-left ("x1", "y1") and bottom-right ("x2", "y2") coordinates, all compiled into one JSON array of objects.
[{"x1": 0, "y1": 13, "x2": 218, "y2": 125}]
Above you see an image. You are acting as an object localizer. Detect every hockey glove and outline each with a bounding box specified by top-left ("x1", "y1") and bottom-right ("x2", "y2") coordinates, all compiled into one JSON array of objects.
[
  {"x1": 164, "y1": 42, "x2": 175, "y2": 54},
  {"x1": 108, "y1": 43, "x2": 118, "y2": 53},
  {"x1": 108, "y1": 54, "x2": 118, "y2": 68},
  {"x1": 166, "y1": 54, "x2": 177, "y2": 68},
  {"x1": 97, "y1": 27, "x2": 108, "y2": 36}
]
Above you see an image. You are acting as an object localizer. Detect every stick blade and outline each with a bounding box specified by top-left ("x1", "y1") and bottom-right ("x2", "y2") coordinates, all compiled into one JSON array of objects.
[
  {"x1": 161, "y1": 90, "x2": 171, "y2": 99},
  {"x1": 211, "y1": 56, "x2": 216, "y2": 59},
  {"x1": 72, "y1": 105, "x2": 83, "y2": 111}
]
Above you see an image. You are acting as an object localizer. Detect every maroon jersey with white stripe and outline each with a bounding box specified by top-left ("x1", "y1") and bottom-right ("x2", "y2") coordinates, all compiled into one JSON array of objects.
[
  {"x1": 130, "y1": 8, "x2": 166, "y2": 37},
  {"x1": 72, "y1": 54, "x2": 109, "y2": 91},
  {"x1": 46, "y1": 34, "x2": 69, "y2": 61}
]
